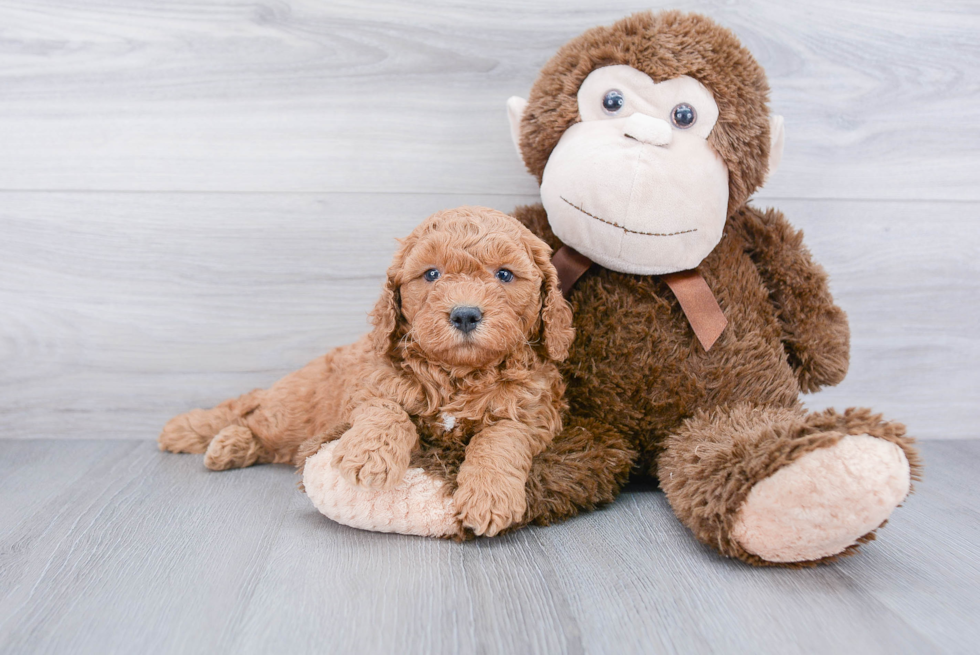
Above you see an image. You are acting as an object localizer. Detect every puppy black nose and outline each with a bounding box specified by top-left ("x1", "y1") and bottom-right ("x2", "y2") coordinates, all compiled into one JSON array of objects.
[{"x1": 450, "y1": 306, "x2": 482, "y2": 334}]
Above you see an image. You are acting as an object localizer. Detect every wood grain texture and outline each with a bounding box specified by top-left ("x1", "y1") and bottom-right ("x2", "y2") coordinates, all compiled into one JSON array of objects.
[
  {"x1": 0, "y1": 0, "x2": 977, "y2": 199},
  {"x1": 0, "y1": 438, "x2": 976, "y2": 654},
  {"x1": 1, "y1": 192, "x2": 976, "y2": 440},
  {"x1": 1, "y1": 2, "x2": 977, "y2": 439}
]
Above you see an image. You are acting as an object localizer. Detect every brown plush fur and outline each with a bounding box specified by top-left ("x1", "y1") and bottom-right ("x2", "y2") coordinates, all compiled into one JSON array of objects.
[
  {"x1": 659, "y1": 405, "x2": 921, "y2": 567},
  {"x1": 407, "y1": 414, "x2": 637, "y2": 536},
  {"x1": 160, "y1": 206, "x2": 574, "y2": 536},
  {"x1": 408, "y1": 12, "x2": 920, "y2": 562},
  {"x1": 502, "y1": 202, "x2": 920, "y2": 559}
]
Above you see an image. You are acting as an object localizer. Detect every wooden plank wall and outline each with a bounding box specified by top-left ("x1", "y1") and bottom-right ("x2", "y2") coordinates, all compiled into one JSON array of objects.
[{"x1": 1, "y1": 0, "x2": 977, "y2": 440}]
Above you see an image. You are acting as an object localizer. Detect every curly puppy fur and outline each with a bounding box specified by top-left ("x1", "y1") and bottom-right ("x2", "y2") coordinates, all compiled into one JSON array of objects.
[{"x1": 160, "y1": 206, "x2": 574, "y2": 537}]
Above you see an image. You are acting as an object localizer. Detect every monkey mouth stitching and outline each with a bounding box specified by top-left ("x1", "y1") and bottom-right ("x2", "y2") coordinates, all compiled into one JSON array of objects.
[{"x1": 560, "y1": 196, "x2": 698, "y2": 237}]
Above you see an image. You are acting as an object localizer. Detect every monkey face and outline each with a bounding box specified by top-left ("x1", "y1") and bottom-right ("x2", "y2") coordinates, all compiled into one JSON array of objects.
[{"x1": 538, "y1": 65, "x2": 730, "y2": 275}]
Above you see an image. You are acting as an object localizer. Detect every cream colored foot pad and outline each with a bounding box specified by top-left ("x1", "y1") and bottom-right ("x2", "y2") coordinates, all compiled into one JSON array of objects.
[{"x1": 303, "y1": 441, "x2": 459, "y2": 538}]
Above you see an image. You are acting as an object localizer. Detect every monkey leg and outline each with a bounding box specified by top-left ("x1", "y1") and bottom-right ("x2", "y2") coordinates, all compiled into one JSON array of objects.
[
  {"x1": 297, "y1": 416, "x2": 636, "y2": 538},
  {"x1": 301, "y1": 438, "x2": 460, "y2": 538},
  {"x1": 657, "y1": 403, "x2": 921, "y2": 566},
  {"x1": 519, "y1": 416, "x2": 636, "y2": 529}
]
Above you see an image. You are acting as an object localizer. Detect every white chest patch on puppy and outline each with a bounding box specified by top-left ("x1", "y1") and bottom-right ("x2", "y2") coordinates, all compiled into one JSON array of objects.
[{"x1": 440, "y1": 412, "x2": 456, "y2": 431}]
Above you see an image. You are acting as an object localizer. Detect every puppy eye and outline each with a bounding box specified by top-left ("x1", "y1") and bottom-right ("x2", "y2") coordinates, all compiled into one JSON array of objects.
[
  {"x1": 423, "y1": 268, "x2": 440, "y2": 282},
  {"x1": 671, "y1": 103, "x2": 697, "y2": 129},
  {"x1": 495, "y1": 269, "x2": 514, "y2": 283},
  {"x1": 602, "y1": 89, "x2": 625, "y2": 115}
]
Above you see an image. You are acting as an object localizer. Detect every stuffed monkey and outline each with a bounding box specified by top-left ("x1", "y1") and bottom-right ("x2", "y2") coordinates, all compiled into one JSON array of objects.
[{"x1": 302, "y1": 11, "x2": 920, "y2": 566}]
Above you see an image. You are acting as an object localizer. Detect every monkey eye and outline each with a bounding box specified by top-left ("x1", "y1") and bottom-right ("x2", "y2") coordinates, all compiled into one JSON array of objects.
[
  {"x1": 671, "y1": 103, "x2": 697, "y2": 129},
  {"x1": 423, "y1": 268, "x2": 441, "y2": 282},
  {"x1": 602, "y1": 89, "x2": 625, "y2": 115},
  {"x1": 495, "y1": 269, "x2": 515, "y2": 283}
]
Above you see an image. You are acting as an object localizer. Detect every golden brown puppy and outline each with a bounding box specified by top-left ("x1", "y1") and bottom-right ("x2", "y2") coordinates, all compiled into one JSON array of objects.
[{"x1": 159, "y1": 206, "x2": 574, "y2": 536}]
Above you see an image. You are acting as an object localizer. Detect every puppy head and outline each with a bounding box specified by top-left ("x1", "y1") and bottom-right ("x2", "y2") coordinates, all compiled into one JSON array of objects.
[{"x1": 370, "y1": 206, "x2": 573, "y2": 368}]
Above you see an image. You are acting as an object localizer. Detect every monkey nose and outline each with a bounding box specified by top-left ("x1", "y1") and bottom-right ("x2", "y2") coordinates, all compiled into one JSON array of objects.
[
  {"x1": 449, "y1": 306, "x2": 483, "y2": 334},
  {"x1": 624, "y1": 113, "x2": 672, "y2": 147}
]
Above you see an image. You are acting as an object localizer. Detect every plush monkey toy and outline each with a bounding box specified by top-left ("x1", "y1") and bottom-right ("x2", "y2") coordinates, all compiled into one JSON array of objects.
[{"x1": 303, "y1": 10, "x2": 920, "y2": 565}]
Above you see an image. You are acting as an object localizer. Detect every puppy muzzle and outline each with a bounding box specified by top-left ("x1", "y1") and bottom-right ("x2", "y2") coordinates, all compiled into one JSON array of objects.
[{"x1": 449, "y1": 306, "x2": 483, "y2": 334}]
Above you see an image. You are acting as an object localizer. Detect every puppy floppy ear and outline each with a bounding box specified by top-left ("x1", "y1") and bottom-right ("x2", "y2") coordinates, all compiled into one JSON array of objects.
[
  {"x1": 370, "y1": 236, "x2": 414, "y2": 357},
  {"x1": 369, "y1": 264, "x2": 402, "y2": 357},
  {"x1": 526, "y1": 234, "x2": 574, "y2": 361}
]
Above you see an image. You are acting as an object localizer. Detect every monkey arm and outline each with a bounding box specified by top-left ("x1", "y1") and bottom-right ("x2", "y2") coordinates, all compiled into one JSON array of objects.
[
  {"x1": 732, "y1": 206, "x2": 850, "y2": 393},
  {"x1": 512, "y1": 203, "x2": 563, "y2": 251}
]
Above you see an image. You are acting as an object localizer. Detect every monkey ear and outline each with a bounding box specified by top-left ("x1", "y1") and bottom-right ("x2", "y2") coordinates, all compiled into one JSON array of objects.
[
  {"x1": 765, "y1": 115, "x2": 785, "y2": 183},
  {"x1": 506, "y1": 96, "x2": 528, "y2": 168},
  {"x1": 525, "y1": 235, "x2": 574, "y2": 361}
]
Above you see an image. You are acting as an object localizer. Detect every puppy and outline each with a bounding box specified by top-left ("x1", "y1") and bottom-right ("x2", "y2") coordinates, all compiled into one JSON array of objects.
[{"x1": 159, "y1": 206, "x2": 574, "y2": 536}]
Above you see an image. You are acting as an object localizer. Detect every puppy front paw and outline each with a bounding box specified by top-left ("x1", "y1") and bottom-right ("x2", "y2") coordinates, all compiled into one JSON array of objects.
[
  {"x1": 454, "y1": 467, "x2": 526, "y2": 537},
  {"x1": 331, "y1": 425, "x2": 411, "y2": 490}
]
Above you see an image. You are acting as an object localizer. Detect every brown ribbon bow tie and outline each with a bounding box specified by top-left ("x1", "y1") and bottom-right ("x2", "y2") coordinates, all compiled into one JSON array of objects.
[{"x1": 552, "y1": 245, "x2": 727, "y2": 351}]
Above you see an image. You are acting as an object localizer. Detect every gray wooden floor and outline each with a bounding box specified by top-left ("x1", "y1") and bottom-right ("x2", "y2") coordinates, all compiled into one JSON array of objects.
[{"x1": 0, "y1": 438, "x2": 976, "y2": 655}]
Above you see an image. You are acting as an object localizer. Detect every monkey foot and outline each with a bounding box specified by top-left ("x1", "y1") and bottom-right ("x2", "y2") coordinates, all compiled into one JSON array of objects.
[
  {"x1": 732, "y1": 434, "x2": 911, "y2": 562},
  {"x1": 302, "y1": 441, "x2": 461, "y2": 538}
]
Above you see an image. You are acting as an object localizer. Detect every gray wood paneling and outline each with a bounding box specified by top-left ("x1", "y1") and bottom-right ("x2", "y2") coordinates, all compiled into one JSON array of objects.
[
  {"x1": 1, "y1": 192, "x2": 976, "y2": 440},
  {"x1": 1, "y1": 2, "x2": 977, "y2": 441},
  {"x1": 0, "y1": 0, "x2": 977, "y2": 199},
  {"x1": 0, "y1": 438, "x2": 976, "y2": 654}
]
